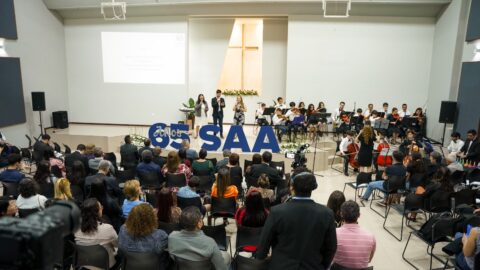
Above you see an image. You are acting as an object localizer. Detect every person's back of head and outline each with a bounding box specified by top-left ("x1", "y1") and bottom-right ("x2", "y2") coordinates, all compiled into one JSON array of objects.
[
  {"x1": 243, "y1": 190, "x2": 267, "y2": 226},
  {"x1": 153, "y1": 147, "x2": 162, "y2": 157},
  {"x1": 34, "y1": 160, "x2": 51, "y2": 184},
  {"x1": 167, "y1": 151, "x2": 180, "y2": 172},
  {"x1": 180, "y1": 206, "x2": 203, "y2": 231},
  {"x1": 199, "y1": 148, "x2": 207, "y2": 160},
  {"x1": 93, "y1": 147, "x2": 103, "y2": 158},
  {"x1": 85, "y1": 144, "x2": 95, "y2": 155},
  {"x1": 142, "y1": 150, "x2": 153, "y2": 163},
  {"x1": 392, "y1": 150, "x2": 404, "y2": 164},
  {"x1": 261, "y1": 151, "x2": 272, "y2": 163},
  {"x1": 123, "y1": 179, "x2": 141, "y2": 201},
  {"x1": 124, "y1": 135, "x2": 132, "y2": 144},
  {"x1": 0, "y1": 196, "x2": 15, "y2": 217},
  {"x1": 291, "y1": 172, "x2": 317, "y2": 198},
  {"x1": 54, "y1": 178, "x2": 73, "y2": 200},
  {"x1": 71, "y1": 160, "x2": 86, "y2": 184},
  {"x1": 77, "y1": 144, "x2": 86, "y2": 152},
  {"x1": 19, "y1": 178, "x2": 38, "y2": 199},
  {"x1": 229, "y1": 153, "x2": 239, "y2": 166},
  {"x1": 188, "y1": 176, "x2": 200, "y2": 189},
  {"x1": 223, "y1": 149, "x2": 231, "y2": 158},
  {"x1": 126, "y1": 203, "x2": 157, "y2": 237},
  {"x1": 156, "y1": 188, "x2": 174, "y2": 223},
  {"x1": 257, "y1": 174, "x2": 270, "y2": 189},
  {"x1": 7, "y1": 153, "x2": 22, "y2": 168},
  {"x1": 327, "y1": 190, "x2": 346, "y2": 223},
  {"x1": 88, "y1": 179, "x2": 108, "y2": 203},
  {"x1": 178, "y1": 148, "x2": 187, "y2": 160},
  {"x1": 252, "y1": 153, "x2": 262, "y2": 165},
  {"x1": 41, "y1": 134, "x2": 50, "y2": 142},
  {"x1": 144, "y1": 139, "x2": 151, "y2": 147},
  {"x1": 181, "y1": 139, "x2": 190, "y2": 149},
  {"x1": 97, "y1": 160, "x2": 111, "y2": 173},
  {"x1": 341, "y1": 200, "x2": 360, "y2": 224},
  {"x1": 80, "y1": 198, "x2": 101, "y2": 233},
  {"x1": 430, "y1": 151, "x2": 442, "y2": 165},
  {"x1": 216, "y1": 167, "x2": 231, "y2": 197}
]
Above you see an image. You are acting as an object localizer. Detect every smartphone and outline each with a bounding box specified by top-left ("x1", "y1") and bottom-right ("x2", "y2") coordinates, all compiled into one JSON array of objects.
[{"x1": 467, "y1": 224, "x2": 473, "y2": 237}]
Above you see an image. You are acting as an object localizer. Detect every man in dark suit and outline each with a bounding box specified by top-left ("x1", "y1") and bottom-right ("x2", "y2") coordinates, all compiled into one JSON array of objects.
[
  {"x1": 458, "y1": 129, "x2": 480, "y2": 163},
  {"x1": 64, "y1": 144, "x2": 88, "y2": 171},
  {"x1": 84, "y1": 160, "x2": 122, "y2": 199},
  {"x1": 33, "y1": 134, "x2": 53, "y2": 163},
  {"x1": 120, "y1": 135, "x2": 139, "y2": 170},
  {"x1": 138, "y1": 138, "x2": 152, "y2": 161},
  {"x1": 211, "y1": 89, "x2": 226, "y2": 138},
  {"x1": 249, "y1": 151, "x2": 282, "y2": 188},
  {"x1": 257, "y1": 171, "x2": 337, "y2": 270}
]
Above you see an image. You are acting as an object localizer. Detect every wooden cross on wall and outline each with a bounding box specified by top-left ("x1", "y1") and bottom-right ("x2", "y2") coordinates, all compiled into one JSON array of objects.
[{"x1": 228, "y1": 23, "x2": 259, "y2": 90}]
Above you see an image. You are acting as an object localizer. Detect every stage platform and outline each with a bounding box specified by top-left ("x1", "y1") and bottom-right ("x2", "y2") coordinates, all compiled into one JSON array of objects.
[{"x1": 46, "y1": 124, "x2": 339, "y2": 172}]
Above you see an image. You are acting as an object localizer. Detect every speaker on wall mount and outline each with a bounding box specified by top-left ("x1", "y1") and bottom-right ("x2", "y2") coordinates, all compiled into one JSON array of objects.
[
  {"x1": 439, "y1": 101, "x2": 457, "y2": 124},
  {"x1": 31, "y1": 92, "x2": 45, "y2": 111},
  {"x1": 52, "y1": 111, "x2": 68, "y2": 129}
]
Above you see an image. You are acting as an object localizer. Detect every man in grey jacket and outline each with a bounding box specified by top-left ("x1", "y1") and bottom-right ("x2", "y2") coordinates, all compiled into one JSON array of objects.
[{"x1": 168, "y1": 207, "x2": 230, "y2": 269}]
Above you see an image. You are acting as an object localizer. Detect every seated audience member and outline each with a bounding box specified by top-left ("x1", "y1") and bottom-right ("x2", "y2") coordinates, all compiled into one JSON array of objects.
[
  {"x1": 85, "y1": 160, "x2": 122, "y2": 199},
  {"x1": 192, "y1": 148, "x2": 214, "y2": 176},
  {"x1": 177, "y1": 176, "x2": 210, "y2": 214},
  {"x1": 88, "y1": 179, "x2": 122, "y2": 232},
  {"x1": 0, "y1": 196, "x2": 18, "y2": 217},
  {"x1": 44, "y1": 149, "x2": 66, "y2": 177},
  {"x1": 249, "y1": 151, "x2": 281, "y2": 188},
  {"x1": 406, "y1": 152, "x2": 427, "y2": 191},
  {"x1": 136, "y1": 150, "x2": 161, "y2": 174},
  {"x1": 120, "y1": 135, "x2": 139, "y2": 170},
  {"x1": 33, "y1": 134, "x2": 53, "y2": 163},
  {"x1": 454, "y1": 225, "x2": 480, "y2": 270},
  {"x1": 168, "y1": 206, "x2": 230, "y2": 269},
  {"x1": 226, "y1": 152, "x2": 243, "y2": 181},
  {"x1": 446, "y1": 153, "x2": 464, "y2": 174},
  {"x1": 247, "y1": 174, "x2": 275, "y2": 202},
  {"x1": 256, "y1": 171, "x2": 337, "y2": 269},
  {"x1": 235, "y1": 190, "x2": 269, "y2": 227},
  {"x1": 0, "y1": 153, "x2": 25, "y2": 183},
  {"x1": 245, "y1": 153, "x2": 262, "y2": 176},
  {"x1": 178, "y1": 148, "x2": 191, "y2": 168},
  {"x1": 182, "y1": 139, "x2": 199, "y2": 160},
  {"x1": 361, "y1": 150, "x2": 406, "y2": 203},
  {"x1": 33, "y1": 161, "x2": 55, "y2": 198},
  {"x1": 74, "y1": 198, "x2": 118, "y2": 269},
  {"x1": 121, "y1": 179, "x2": 144, "y2": 218},
  {"x1": 0, "y1": 142, "x2": 10, "y2": 168},
  {"x1": 457, "y1": 129, "x2": 480, "y2": 163},
  {"x1": 65, "y1": 144, "x2": 89, "y2": 171},
  {"x1": 16, "y1": 178, "x2": 48, "y2": 210},
  {"x1": 426, "y1": 151, "x2": 443, "y2": 180},
  {"x1": 88, "y1": 147, "x2": 115, "y2": 173},
  {"x1": 448, "y1": 132, "x2": 464, "y2": 155},
  {"x1": 211, "y1": 167, "x2": 238, "y2": 199},
  {"x1": 138, "y1": 138, "x2": 152, "y2": 160},
  {"x1": 54, "y1": 178, "x2": 74, "y2": 202},
  {"x1": 119, "y1": 204, "x2": 168, "y2": 262},
  {"x1": 327, "y1": 190, "x2": 346, "y2": 227},
  {"x1": 332, "y1": 201, "x2": 376, "y2": 270},
  {"x1": 85, "y1": 144, "x2": 96, "y2": 160},
  {"x1": 67, "y1": 160, "x2": 87, "y2": 201},
  {"x1": 161, "y1": 151, "x2": 192, "y2": 181},
  {"x1": 156, "y1": 188, "x2": 182, "y2": 224},
  {"x1": 215, "y1": 149, "x2": 231, "y2": 172},
  {"x1": 152, "y1": 147, "x2": 165, "y2": 168}
]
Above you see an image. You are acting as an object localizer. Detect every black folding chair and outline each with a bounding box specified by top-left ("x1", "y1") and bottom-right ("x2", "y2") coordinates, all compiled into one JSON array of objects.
[
  {"x1": 343, "y1": 172, "x2": 371, "y2": 206},
  {"x1": 198, "y1": 175, "x2": 213, "y2": 194},
  {"x1": 209, "y1": 197, "x2": 236, "y2": 226},
  {"x1": 138, "y1": 171, "x2": 162, "y2": 189},
  {"x1": 1, "y1": 181, "x2": 19, "y2": 198},
  {"x1": 116, "y1": 169, "x2": 136, "y2": 187},
  {"x1": 174, "y1": 256, "x2": 214, "y2": 270},
  {"x1": 269, "y1": 161, "x2": 285, "y2": 178},
  {"x1": 402, "y1": 212, "x2": 455, "y2": 270},
  {"x1": 166, "y1": 173, "x2": 187, "y2": 188},
  {"x1": 450, "y1": 188, "x2": 476, "y2": 216},
  {"x1": 158, "y1": 221, "x2": 180, "y2": 235},
  {"x1": 245, "y1": 176, "x2": 258, "y2": 189},
  {"x1": 74, "y1": 244, "x2": 110, "y2": 270},
  {"x1": 193, "y1": 168, "x2": 212, "y2": 177},
  {"x1": 53, "y1": 142, "x2": 62, "y2": 154},
  {"x1": 235, "y1": 226, "x2": 263, "y2": 255},
  {"x1": 20, "y1": 148, "x2": 34, "y2": 174},
  {"x1": 122, "y1": 251, "x2": 162, "y2": 270},
  {"x1": 25, "y1": 134, "x2": 33, "y2": 150},
  {"x1": 177, "y1": 196, "x2": 204, "y2": 213},
  {"x1": 233, "y1": 254, "x2": 269, "y2": 270},
  {"x1": 449, "y1": 170, "x2": 465, "y2": 186},
  {"x1": 202, "y1": 225, "x2": 230, "y2": 253},
  {"x1": 370, "y1": 175, "x2": 406, "y2": 218},
  {"x1": 383, "y1": 192, "x2": 425, "y2": 241}
]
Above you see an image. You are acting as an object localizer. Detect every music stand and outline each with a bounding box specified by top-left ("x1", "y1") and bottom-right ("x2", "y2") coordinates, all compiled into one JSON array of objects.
[
  {"x1": 263, "y1": 107, "x2": 276, "y2": 125},
  {"x1": 307, "y1": 113, "x2": 324, "y2": 177},
  {"x1": 402, "y1": 117, "x2": 417, "y2": 129},
  {"x1": 374, "y1": 119, "x2": 389, "y2": 130},
  {"x1": 378, "y1": 112, "x2": 386, "y2": 118}
]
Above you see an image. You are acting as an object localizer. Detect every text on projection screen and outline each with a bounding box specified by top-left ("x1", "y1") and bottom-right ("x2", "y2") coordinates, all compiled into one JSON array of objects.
[{"x1": 101, "y1": 32, "x2": 185, "y2": 84}]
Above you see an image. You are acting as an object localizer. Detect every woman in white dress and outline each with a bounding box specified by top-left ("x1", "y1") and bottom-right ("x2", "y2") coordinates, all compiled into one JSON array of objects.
[{"x1": 194, "y1": 94, "x2": 209, "y2": 139}]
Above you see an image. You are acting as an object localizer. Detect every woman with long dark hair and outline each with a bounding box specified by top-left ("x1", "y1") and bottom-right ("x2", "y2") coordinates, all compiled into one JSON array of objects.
[
  {"x1": 356, "y1": 121, "x2": 377, "y2": 173},
  {"x1": 74, "y1": 198, "x2": 118, "y2": 269},
  {"x1": 406, "y1": 152, "x2": 426, "y2": 191},
  {"x1": 194, "y1": 94, "x2": 209, "y2": 139},
  {"x1": 67, "y1": 160, "x2": 86, "y2": 201},
  {"x1": 327, "y1": 190, "x2": 346, "y2": 227},
  {"x1": 156, "y1": 188, "x2": 182, "y2": 224},
  {"x1": 161, "y1": 151, "x2": 192, "y2": 181},
  {"x1": 33, "y1": 160, "x2": 55, "y2": 198},
  {"x1": 235, "y1": 190, "x2": 268, "y2": 227},
  {"x1": 88, "y1": 179, "x2": 122, "y2": 232},
  {"x1": 212, "y1": 167, "x2": 238, "y2": 199}
]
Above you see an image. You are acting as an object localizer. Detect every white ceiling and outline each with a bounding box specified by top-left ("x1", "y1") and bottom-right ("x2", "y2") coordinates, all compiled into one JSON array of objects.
[{"x1": 42, "y1": 0, "x2": 451, "y2": 19}]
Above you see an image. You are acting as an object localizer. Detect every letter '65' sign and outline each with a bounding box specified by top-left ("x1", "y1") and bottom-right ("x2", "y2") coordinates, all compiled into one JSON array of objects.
[{"x1": 148, "y1": 123, "x2": 280, "y2": 153}]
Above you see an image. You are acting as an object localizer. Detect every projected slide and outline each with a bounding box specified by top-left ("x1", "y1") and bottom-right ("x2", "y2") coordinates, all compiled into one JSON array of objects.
[{"x1": 101, "y1": 32, "x2": 185, "y2": 84}]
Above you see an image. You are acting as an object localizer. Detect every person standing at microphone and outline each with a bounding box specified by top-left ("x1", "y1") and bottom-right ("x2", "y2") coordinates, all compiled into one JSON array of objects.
[{"x1": 211, "y1": 90, "x2": 226, "y2": 139}]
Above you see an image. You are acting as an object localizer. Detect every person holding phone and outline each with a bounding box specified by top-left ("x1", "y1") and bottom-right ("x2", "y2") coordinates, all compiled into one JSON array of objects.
[{"x1": 455, "y1": 225, "x2": 480, "y2": 270}]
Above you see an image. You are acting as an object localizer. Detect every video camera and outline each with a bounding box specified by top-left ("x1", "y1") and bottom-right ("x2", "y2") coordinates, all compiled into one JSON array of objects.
[
  {"x1": 285, "y1": 143, "x2": 309, "y2": 169},
  {"x1": 0, "y1": 201, "x2": 80, "y2": 270}
]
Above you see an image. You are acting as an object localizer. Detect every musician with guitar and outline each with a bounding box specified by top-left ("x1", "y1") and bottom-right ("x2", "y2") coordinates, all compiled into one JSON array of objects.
[
  {"x1": 339, "y1": 130, "x2": 356, "y2": 176},
  {"x1": 355, "y1": 122, "x2": 376, "y2": 173}
]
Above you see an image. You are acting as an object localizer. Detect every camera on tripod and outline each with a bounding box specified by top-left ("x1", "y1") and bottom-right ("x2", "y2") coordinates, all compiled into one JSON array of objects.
[{"x1": 285, "y1": 143, "x2": 309, "y2": 169}]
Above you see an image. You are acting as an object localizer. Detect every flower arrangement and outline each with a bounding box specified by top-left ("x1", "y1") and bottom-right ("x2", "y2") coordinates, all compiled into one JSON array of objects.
[
  {"x1": 182, "y1": 98, "x2": 196, "y2": 119},
  {"x1": 221, "y1": 89, "x2": 259, "y2": 96},
  {"x1": 130, "y1": 134, "x2": 149, "y2": 148},
  {"x1": 279, "y1": 142, "x2": 311, "y2": 154}
]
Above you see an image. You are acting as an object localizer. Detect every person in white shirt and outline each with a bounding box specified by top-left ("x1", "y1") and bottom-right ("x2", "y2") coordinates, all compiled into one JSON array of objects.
[
  {"x1": 339, "y1": 131, "x2": 354, "y2": 176},
  {"x1": 16, "y1": 178, "x2": 48, "y2": 210},
  {"x1": 399, "y1": 103, "x2": 411, "y2": 118},
  {"x1": 369, "y1": 110, "x2": 380, "y2": 127},
  {"x1": 363, "y1": 104, "x2": 374, "y2": 119},
  {"x1": 284, "y1": 102, "x2": 297, "y2": 121},
  {"x1": 448, "y1": 132, "x2": 465, "y2": 154},
  {"x1": 255, "y1": 103, "x2": 269, "y2": 126},
  {"x1": 333, "y1": 101, "x2": 346, "y2": 125},
  {"x1": 274, "y1": 97, "x2": 288, "y2": 110},
  {"x1": 272, "y1": 108, "x2": 287, "y2": 142}
]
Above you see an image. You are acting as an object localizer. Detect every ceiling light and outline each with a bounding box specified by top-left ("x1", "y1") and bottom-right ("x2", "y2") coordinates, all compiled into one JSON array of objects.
[{"x1": 323, "y1": 0, "x2": 351, "y2": 18}]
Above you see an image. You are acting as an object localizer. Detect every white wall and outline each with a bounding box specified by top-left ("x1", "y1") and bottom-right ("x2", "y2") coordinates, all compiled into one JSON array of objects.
[
  {"x1": 286, "y1": 15, "x2": 435, "y2": 115},
  {"x1": 64, "y1": 16, "x2": 188, "y2": 125},
  {"x1": 2, "y1": 0, "x2": 68, "y2": 147},
  {"x1": 188, "y1": 18, "x2": 288, "y2": 125},
  {"x1": 426, "y1": 0, "x2": 469, "y2": 142}
]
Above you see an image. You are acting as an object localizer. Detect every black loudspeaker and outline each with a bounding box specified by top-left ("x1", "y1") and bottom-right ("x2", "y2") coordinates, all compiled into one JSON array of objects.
[
  {"x1": 439, "y1": 101, "x2": 457, "y2": 124},
  {"x1": 52, "y1": 111, "x2": 68, "y2": 129},
  {"x1": 31, "y1": 92, "x2": 46, "y2": 111}
]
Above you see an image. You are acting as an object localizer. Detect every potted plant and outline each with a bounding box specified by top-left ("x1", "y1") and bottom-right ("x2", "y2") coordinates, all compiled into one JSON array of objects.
[{"x1": 182, "y1": 98, "x2": 196, "y2": 131}]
